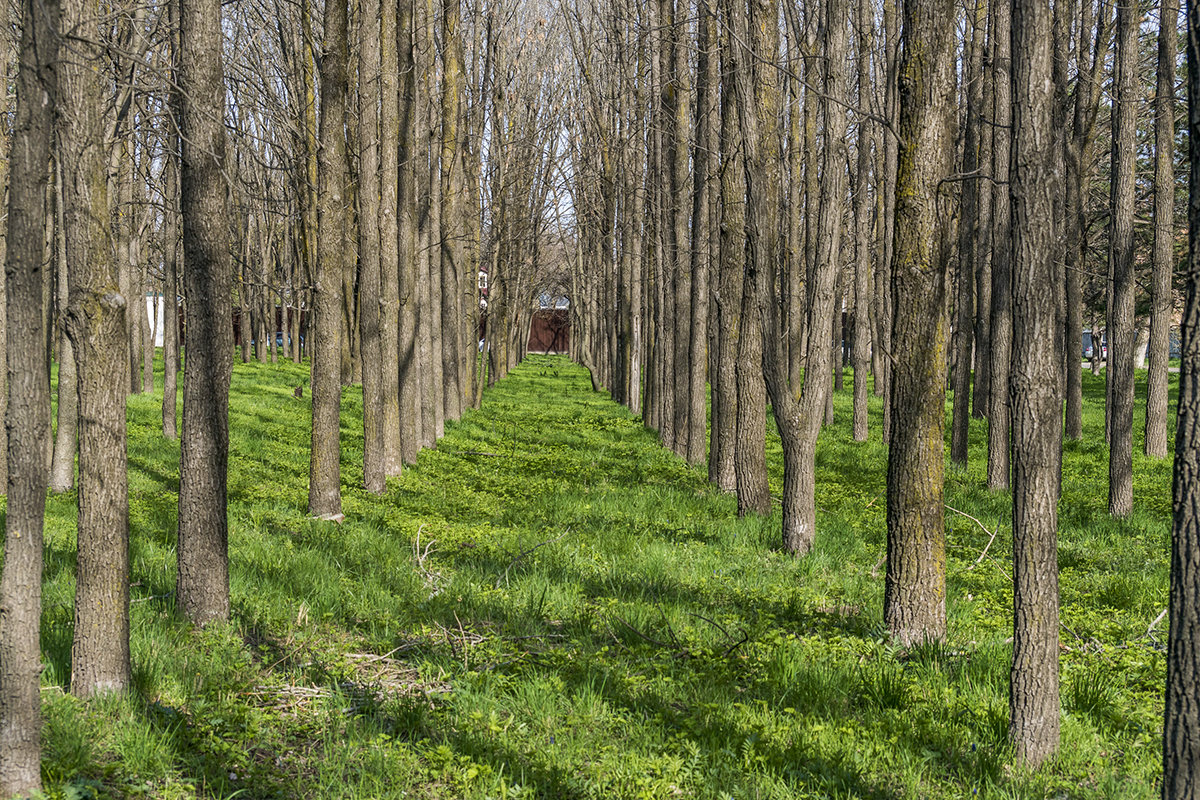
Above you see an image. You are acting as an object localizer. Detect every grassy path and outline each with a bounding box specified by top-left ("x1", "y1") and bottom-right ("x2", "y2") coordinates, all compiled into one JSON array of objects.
[{"x1": 32, "y1": 355, "x2": 1169, "y2": 798}]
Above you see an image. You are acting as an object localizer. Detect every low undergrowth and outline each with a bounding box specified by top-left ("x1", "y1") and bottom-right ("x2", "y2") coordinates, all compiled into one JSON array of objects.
[{"x1": 24, "y1": 355, "x2": 1169, "y2": 798}]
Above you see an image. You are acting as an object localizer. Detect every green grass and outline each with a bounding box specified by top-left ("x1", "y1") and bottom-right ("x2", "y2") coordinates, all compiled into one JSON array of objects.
[{"x1": 20, "y1": 354, "x2": 1172, "y2": 798}]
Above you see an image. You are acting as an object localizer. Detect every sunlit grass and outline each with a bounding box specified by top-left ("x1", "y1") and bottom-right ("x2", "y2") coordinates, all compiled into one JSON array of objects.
[{"x1": 20, "y1": 354, "x2": 1171, "y2": 798}]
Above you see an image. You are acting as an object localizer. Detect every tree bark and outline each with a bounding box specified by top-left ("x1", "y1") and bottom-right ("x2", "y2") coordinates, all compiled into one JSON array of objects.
[
  {"x1": 61, "y1": 0, "x2": 131, "y2": 695},
  {"x1": 359, "y1": 0, "x2": 385, "y2": 494},
  {"x1": 851, "y1": 0, "x2": 875, "y2": 444},
  {"x1": 988, "y1": 0, "x2": 1014, "y2": 491},
  {"x1": 50, "y1": 157, "x2": 78, "y2": 492},
  {"x1": 1108, "y1": 0, "x2": 1139, "y2": 517},
  {"x1": 177, "y1": 0, "x2": 233, "y2": 625},
  {"x1": 1009, "y1": 0, "x2": 1062, "y2": 766},
  {"x1": 1147, "y1": 0, "x2": 1178, "y2": 459},
  {"x1": 1163, "y1": 4, "x2": 1200, "y2": 791},
  {"x1": 951, "y1": 0, "x2": 986, "y2": 465},
  {"x1": 0, "y1": 0, "x2": 56, "y2": 788},
  {"x1": 309, "y1": 0, "x2": 349, "y2": 518},
  {"x1": 885, "y1": 0, "x2": 956, "y2": 645}
]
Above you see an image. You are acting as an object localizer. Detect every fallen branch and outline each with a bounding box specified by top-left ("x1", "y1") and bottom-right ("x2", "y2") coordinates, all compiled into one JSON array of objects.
[{"x1": 945, "y1": 504, "x2": 1000, "y2": 569}]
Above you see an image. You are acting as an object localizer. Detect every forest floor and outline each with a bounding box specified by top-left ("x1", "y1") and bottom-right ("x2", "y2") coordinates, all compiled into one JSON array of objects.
[{"x1": 30, "y1": 354, "x2": 1170, "y2": 799}]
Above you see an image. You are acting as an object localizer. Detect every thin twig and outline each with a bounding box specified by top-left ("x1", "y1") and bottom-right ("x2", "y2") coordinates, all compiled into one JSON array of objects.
[{"x1": 945, "y1": 504, "x2": 1000, "y2": 569}]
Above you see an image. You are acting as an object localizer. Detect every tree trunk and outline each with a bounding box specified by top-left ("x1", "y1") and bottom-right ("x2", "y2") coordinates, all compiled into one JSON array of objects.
[
  {"x1": 951, "y1": 0, "x2": 986, "y2": 465},
  {"x1": 0, "y1": 0, "x2": 56, "y2": 789},
  {"x1": 50, "y1": 157, "x2": 78, "y2": 492},
  {"x1": 1162, "y1": 4, "x2": 1200, "y2": 791},
  {"x1": 309, "y1": 0, "x2": 348, "y2": 518},
  {"x1": 988, "y1": 0, "x2": 1014, "y2": 491},
  {"x1": 61, "y1": 0, "x2": 131, "y2": 696},
  {"x1": 884, "y1": 0, "x2": 956, "y2": 645},
  {"x1": 1108, "y1": 0, "x2": 1139, "y2": 517},
  {"x1": 851, "y1": 0, "x2": 874, "y2": 444},
  {"x1": 440, "y1": 0, "x2": 464, "y2": 425},
  {"x1": 177, "y1": 0, "x2": 233, "y2": 625},
  {"x1": 687, "y1": 2, "x2": 715, "y2": 468},
  {"x1": 1009, "y1": 0, "x2": 1062, "y2": 765},
  {"x1": 359, "y1": 0, "x2": 384, "y2": 494},
  {"x1": 1146, "y1": 0, "x2": 1178, "y2": 459}
]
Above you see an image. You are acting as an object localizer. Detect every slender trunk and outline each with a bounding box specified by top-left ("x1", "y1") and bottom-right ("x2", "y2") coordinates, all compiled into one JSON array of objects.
[
  {"x1": 1108, "y1": 0, "x2": 1139, "y2": 517},
  {"x1": 50, "y1": 157, "x2": 78, "y2": 492},
  {"x1": 62, "y1": 0, "x2": 131, "y2": 695},
  {"x1": 1164, "y1": 1, "x2": 1200, "y2": 785},
  {"x1": 987, "y1": 0, "x2": 1014, "y2": 490},
  {"x1": 309, "y1": 0, "x2": 348, "y2": 518},
  {"x1": 1146, "y1": 0, "x2": 1178, "y2": 458},
  {"x1": 1009, "y1": 0, "x2": 1062, "y2": 765},
  {"x1": 884, "y1": 0, "x2": 956, "y2": 645},
  {"x1": 0, "y1": 0, "x2": 55, "y2": 789},
  {"x1": 359, "y1": 0, "x2": 384, "y2": 493}
]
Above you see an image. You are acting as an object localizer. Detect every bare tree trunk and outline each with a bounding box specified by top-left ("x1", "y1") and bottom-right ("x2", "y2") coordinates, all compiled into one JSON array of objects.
[
  {"x1": 1146, "y1": 0, "x2": 1178, "y2": 459},
  {"x1": 61, "y1": 0, "x2": 131, "y2": 696},
  {"x1": 359, "y1": 0, "x2": 385, "y2": 494},
  {"x1": 988, "y1": 0, "x2": 1014, "y2": 491},
  {"x1": 176, "y1": 0, "x2": 234, "y2": 625},
  {"x1": 1164, "y1": 4, "x2": 1200, "y2": 786},
  {"x1": 851, "y1": 0, "x2": 874, "y2": 444},
  {"x1": 884, "y1": 0, "x2": 957, "y2": 645},
  {"x1": 687, "y1": 3, "x2": 715, "y2": 467},
  {"x1": 1108, "y1": 0, "x2": 1139, "y2": 517},
  {"x1": 1009, "y1": 0, "x2": 1062, "y2": 766},
  {"x1": 0, "y1": 0, "x2": 55, "y2": 789},
  {"x1": 722, "y1": 0, "x2": 769, "y2": 516},
  {"x1": 951, "y1": 0, "x2": 986, "y2": 465},
  {"x1": 440, "y1": 0, "x2": 464, "y2": 424},
  {"x1": 380, "y1": 0, "x2": 403, "y2": 475},
  {"x1": 309, "y1": 0, "x2": 348, "y2": 518},
  {"x1": 51, "y1": 157, "x2": 79, "y2": 491}
]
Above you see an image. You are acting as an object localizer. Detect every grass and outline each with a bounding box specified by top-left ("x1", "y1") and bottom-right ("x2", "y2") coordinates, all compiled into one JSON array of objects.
[{"x1": 16, "y1": 353, "x2": 1173, "y2": 798}]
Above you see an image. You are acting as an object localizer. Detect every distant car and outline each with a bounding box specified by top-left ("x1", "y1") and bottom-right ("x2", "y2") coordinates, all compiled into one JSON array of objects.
[{"x1": 1083, "y1": 329, "x2": 1106, "y2": 360}]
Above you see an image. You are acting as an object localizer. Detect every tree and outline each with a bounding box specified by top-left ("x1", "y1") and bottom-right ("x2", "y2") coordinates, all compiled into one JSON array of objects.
[
  {"x1": 950, "y1": 0, "x2": 986, "y2": 465},
  {"x1": 0, "y1": 0, "x2": 57, "y2": 787},
  {"x1": 1146, "y1": 0, "x2": 1178, "y2": 459},
  {"x1": 885, "y1": 0, "x2": 957, "y2": 644},
  {"x1": 1163, "y1": 2, "x2": 1200, "y2": 790},
  {"x1": 851, "y1": 0, "x2": 875, "y2": 445},
  {"x1": 309, "y1": 0, "x2": 350, "y2": 519},
  {"x1": 988, "y1": 0, "x2": 1014, "y2": 491},
  {"x1": 61, "y1": 0, "x2": 131, "y2": 696},
  {"x1": 1009, "y1": 0, "x2": 1062, "y2": 765},
  {"x1": 176, "y1": 0, "x2": 234, "y2": 624},
  {"x1": 1108, "y1": 0, "x2": 1139, "y2": 517},
  {"x1": 359, "y1": 0, "x2": 386, "y2": 494}
]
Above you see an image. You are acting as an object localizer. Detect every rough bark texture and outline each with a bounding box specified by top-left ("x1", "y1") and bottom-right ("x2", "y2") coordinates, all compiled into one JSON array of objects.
[
  {"x1": 987, "y1": 0, "x2": 1013, "y2": 491},
  {"x1": 711, "y1": 17, "x2": 740, "y2": 494},
  {"x1": 1009, "y1": 0, "x2": 1062, "y2": 766},
  {"x1": 359, "y1": 0, "x2": 385, "y2": 494},
  {"x1": 851, "y1": 0, "x2": 874, "y2": 444},
  {"x1": 62, "y1": 0, "x2": 131, "y2": 695},
  {"x1": 687, "y1": 3, "x2": 715, "y2": 468},
  {"x1": 0, "y1": 0, "x2": 56, "y2": 788},
  {"x1": 162, "y1": 109, "x2": 180, "y2": 442},
  {"x1": 1147, "y1": 0, "x2": 1178, "y2": 459},
  {"x1": 1108, "y1": 0, "x2": 1138, "y2": 517},
  {"x1": 379, "y1": 0, "x2": 403, "y2": 476},
  {"x1": 1164, "y1": 5, "x2": 1200, "y2": 794},
  {"x1": 723, "y1": 0, "x2": 769, "y2": 518},
  {"x1": 951, "y1": 0, "x2": 986, "y2": 465},
  {"x1": 440, "y1": 0, "x2": 464, "y2": 425},
  {"x1": 50, "y1": 161, "x2": 78, "y2": 492},
  {"x1": 310, "y1": 0, "x2": 348, "y2": 518},
  {"x1": 177, "y1": 0, "x2": 233, "y2": 625},
  {"x1": 884, "y1": 0, "x2": 956, "y2": 645}
]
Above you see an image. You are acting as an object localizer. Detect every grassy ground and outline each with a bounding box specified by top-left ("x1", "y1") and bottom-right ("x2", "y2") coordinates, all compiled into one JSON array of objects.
[{"x1": 26, "y1": 354, "x2": 1171, "y2": 799}]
